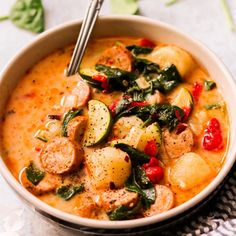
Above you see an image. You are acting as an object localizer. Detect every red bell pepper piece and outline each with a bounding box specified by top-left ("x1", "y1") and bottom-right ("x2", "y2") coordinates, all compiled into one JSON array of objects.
[
  {"x1": 109, "y1": 99, "x2": 119, "y2": 114},
  {"x1": 144, "y1": 140, "x2": 158, "y2": 157},
  {"x1": 192, "y1": 82, "x2": 203, "y2": 102},
  {"x1": 129, "y1": 101, "x2": 148, "y2": 108},
  {"x1": 143, "y1": 157, "x2": 159, "y2": 169},
  {"x1": 145, "y1": 166, "x2": 164, "y2": 184},
  {"x1": 202, "y1": 118, "x2": 223, "y2": 151},
  {"x1": 182, "y1": 107, "x2": 192, "y2": 121},
  {"x1": 92, "y1": 74, "x2": 107, "y2": 83},
  {"x1": 139, "y1": 38, "x2": 156, "y2": 48}
]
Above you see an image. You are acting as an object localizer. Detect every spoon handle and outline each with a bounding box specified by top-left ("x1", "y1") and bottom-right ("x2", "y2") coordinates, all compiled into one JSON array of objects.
[{"x1": 66, "y1": 0, "x2": 104, "y2": 76}]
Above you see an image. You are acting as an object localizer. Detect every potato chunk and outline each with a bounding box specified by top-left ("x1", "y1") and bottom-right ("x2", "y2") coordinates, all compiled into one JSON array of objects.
[
  {"x1": 169, "y1": 152, "x2": 213, "y2": 190},
  {"x1": 110, "y1": 116, "x2": 143, "y2": 140},
  {"x1": 86, "y1": 147, "x2": 131, "y2": 189},
  {"x1": 149, "y1": 45, "x2": 195, "y2": 78}
]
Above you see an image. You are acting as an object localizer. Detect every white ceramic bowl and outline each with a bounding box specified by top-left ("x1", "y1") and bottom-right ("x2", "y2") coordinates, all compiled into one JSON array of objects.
[{"x1": 0, "y1": 15, "x2": 235, "y2": 230}]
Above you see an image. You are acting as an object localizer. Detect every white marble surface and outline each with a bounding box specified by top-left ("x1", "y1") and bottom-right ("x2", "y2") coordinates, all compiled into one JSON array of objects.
[{"x1": 0, "y1": 0, "x2": 236, "y2": 235}]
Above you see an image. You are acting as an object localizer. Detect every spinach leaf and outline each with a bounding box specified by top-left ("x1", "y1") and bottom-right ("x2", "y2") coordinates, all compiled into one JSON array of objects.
[
  {"x1": 56, "y1": 184, "x2": 85, "y2": 201},
  {"x1": 110, "y1": 0, "x2": 139, "y2": 15},
  {"x1": 133, "y1": 58, "x2": 159, "y2": 75},
  {"x1": 1, "y1": 0, "x2": 45, "y2": 33},
  {"x1": 125, "y1": 166, "x2": 156, "y2": 208},
  {"x1": 95, "y1": 64, "x2": 137, "y2": 91},
  {"x1": 115, "y1": 97, "x2": 132, "y2": 115},
  {"x1": 108, "y1": 200, "x2": 142, "y2": 220},
  {"x1": 126, "y1": 45, "x2": 153, "y2": 56},
  {"x1": 204, "y1": 80, "x2": 216, "y2": 91},
  {"x1": 48, "y1": 114, "x2": 61, "y2": 120},
  {"x1": 134, "y1": 166, "x2": 150, "y2": 188},
  {"x1": 115, "y1": 104, "x2": 184, "y2": 131},
  {"x1": 155, "y1": 104, "x2": 184, "y2": 130},
  {"x1": 79, "y1": 73, "x2": 103, "y2": 90},
  {"x1": 133, "y1": 58, "x2": 182, "y2": 93},
  {"x1": 26, "y1": 162, "x2": 45, "y2": 185},
  {"x1": 153, "y1": 64, "x2": 182, "y2": 93},
  {"x1": 114, "y1": 143, "x2": 150, "y2": 164},
  {"x1": 205, "y1": 103, "x2": 222, "y2": 110},
  {"x1": 61, "y1": 109, "x2": 82, "y2": 137}
]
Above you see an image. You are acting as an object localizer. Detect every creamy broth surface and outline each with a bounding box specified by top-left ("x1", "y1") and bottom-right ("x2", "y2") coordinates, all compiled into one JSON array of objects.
[{"x1": 0, "y1": 37, "x2": 228, "y2": 220}]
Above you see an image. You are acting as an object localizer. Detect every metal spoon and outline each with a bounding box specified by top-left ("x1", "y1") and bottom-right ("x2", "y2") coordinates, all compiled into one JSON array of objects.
[{"x1": 66, "y1": 0, "x2": 104, "y2": 76}]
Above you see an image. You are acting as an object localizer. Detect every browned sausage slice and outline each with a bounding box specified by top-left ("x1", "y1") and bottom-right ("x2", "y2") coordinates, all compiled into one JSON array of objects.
[
  {"x1": 97, "y1": 45, "x2": 133, "y2": 72},
  {"x1": 40, "y1": 137, "x2": 83, "y2": 174},
  {"x1": 101, "y1": 188, "x2": 139, "y2": 211},
  {"x1": 67, "y1": 116, "x2": 87, "y2": 142},
  {"x1": 163, "y1": 126, "x2": 194, "y2": 159},
  {"x1": 21, "y1": 171, "x2": 61, "y2": 195},
  {"x1": 74, "y1": 197, "x2": 99, "y2": 218},
  {"x1": 144, "y1": 185, "x2": 174, "y2": 216}
]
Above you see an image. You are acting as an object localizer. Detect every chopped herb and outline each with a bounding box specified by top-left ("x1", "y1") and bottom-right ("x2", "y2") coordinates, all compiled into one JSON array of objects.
[
  {"x1": 126, "y1": 45, "x2": 153, "y2": 56},
  {"x1": 204, "y1": 80, "x2": 216, "y2": 91},
  {"x1": 34, "y1": 130, "x2": 48, "y2": 142},
  {"x1": 48, "y1": 114, "x2": 61, "y2": 120},
  {"x1": 110, "y1": 0, "x2": 139, "y2": 15},
  {"x1": 205, "y1": 103, "x2": 222, "y2": 110},
  {"x1": 56, "y1": 184, "x2": 85, "y2": 201},
  {"x1": 108, "y1": 200, "x2": 142, "y2": 220},
  {"x1": 36, "y1": 136, "x2": 48, "y2": 142},
  {"x1": 61, "y1": 109, "x2": 82, "y2": 137},
  {"x1": 26, "y1": 162, "x2": 45, "y2": 185},
  {"x1": 0, "y1": 0, "x2": 45, "y2": 33},
  {"x1": 115, "y1": 143, "x2": 150, "y2": 164}
]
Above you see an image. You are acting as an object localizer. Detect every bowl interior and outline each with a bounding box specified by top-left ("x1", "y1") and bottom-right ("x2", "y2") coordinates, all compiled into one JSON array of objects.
[{"x1": 0, "y1": 16, "x2": 235, "y2": 229}]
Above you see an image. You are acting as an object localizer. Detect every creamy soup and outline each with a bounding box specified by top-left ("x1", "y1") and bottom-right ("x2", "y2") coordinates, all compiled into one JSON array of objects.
[{"x1": 0, "y1": 37, "x2": 228, "y2": 220}]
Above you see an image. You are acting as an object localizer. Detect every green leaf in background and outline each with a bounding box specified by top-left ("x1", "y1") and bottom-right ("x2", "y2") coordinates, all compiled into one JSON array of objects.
[
  {"x1": 0, "y1": 0, "x2": 44, "y2": 33},
  {"x1": 165, "y1": 0, "x2": 177, "y2": 6},
  {"x1": 110, "y1": 0, "x2": 139, "y2": 15},
  {"x1": 220, "y1": 0, "x2": 235, "y2": 32}
]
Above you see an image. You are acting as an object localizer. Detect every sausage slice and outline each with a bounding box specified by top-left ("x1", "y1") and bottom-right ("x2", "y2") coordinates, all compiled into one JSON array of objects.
[
  {"x1": 163, "y1": 126, "x2": 194, "y2": 159},
  {"x1": 67, "y1": 116, "x2": 87, "y2": 142},
  {"x1": 75, "y1": 197, "x2": 99, "y2": 218},
  {"x1": 40, "y1": 137, "x2": 83, "y2": 174},
  {"x1": 101, "y1": 188, "x2": 139, "y2": 211},
  {"x1": 97, "y1": 45, "x2": 133, "y2": 72},
  {"x1": 144, "y1": 185, "x2": 174, "y2": 216}
]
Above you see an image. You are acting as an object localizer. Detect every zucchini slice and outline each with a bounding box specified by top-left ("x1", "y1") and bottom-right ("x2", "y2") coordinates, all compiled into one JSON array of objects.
[
  {"x1": 172, "y1": 88, "x2": 193, "y2": 109},
  {"x1": 83, "y1": 100, "x2": 112, "y2": 146},
  {"x1": 110, "y1": 126, "x2": 144, "y2": 148},
  {"x1": 137, "y1": 122, "x2": 162, "y2": 151}
]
